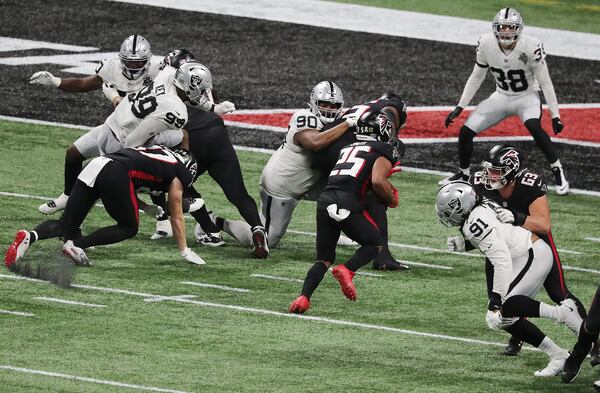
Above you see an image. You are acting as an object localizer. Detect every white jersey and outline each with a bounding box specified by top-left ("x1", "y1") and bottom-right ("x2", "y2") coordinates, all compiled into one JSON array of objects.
[
  {"x1": 461, "y1": 201, "x2": 532, "y2": 300},
  {"x1": 106, "y1": 67, "x2": 187, "y2": 147},
  {"x1": 260, "y1": 109, "x2": 323, "y2": 198},
  {"x1": 95, "y1": 57, "x2": 161, "y2": 93},
  {"x1": 476, "y1": 33, "x2": 546, "y2": 96}
]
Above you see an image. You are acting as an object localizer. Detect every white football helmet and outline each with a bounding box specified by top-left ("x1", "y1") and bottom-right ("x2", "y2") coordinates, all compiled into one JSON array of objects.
[
  {"x1": 173, "y1": 62, "x2": 213, "y2": 106},
  {"x1": 435, "y1": 181, "x2": 478, "y2": 228},
  {"x1": 492, "y1": 8, "x2": 523, "y2": 47},
  {"x1": 309, "y1": 81, "x2": 344, "y2": 124},
  {"x1": 119, "y1": 35, "x2": 152, "y2": 80}
]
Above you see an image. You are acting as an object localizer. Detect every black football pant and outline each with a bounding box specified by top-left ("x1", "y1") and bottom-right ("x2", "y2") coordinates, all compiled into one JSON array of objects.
[{"x1": 35, "y1": 162, "x2": 139, "y2": 249}]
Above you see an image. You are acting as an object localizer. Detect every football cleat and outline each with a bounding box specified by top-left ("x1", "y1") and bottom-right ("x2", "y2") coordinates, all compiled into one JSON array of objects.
[
  {"x1": 150, "y1": 219, "x2": 173, "y2": 240},
  {"x1": 337, "y1": 234, "x2": 358, "y2": 246},
  {"x1": 562, "y1": 340, "x2": 593, "y2": 383},
  {"x1": 289, "y1": 295, "x2": 311, "y2": 314},
  {"x1": 594, "y1": 380, "x2": 600, "y2": 392},
  {"x1": 331, "y1": 264, "x2": 357, "y2": 301},
  {"x1": 62, "y1": 240, "x2": 92, "y2": 266},
  {"x1": 503, "y1": 336, "x2": 523, "y2": 356},
  {"x1": 251, "y1": 226, "x2": 269, "y2": 259},
  {"x1": 552, "y1": 166, "x2": 570, "y2": 196},
  {"x1": 438, "y1": 170, "x2": 469, "y2": 186},
  {"x1": 5, "y1": 230, "x2": 31, "y2": 268},
  {"x1": 557, "y1": 298, "x2": 583, "y2": 334},
  {"x1": 533, "y1": 352, "x2": 568, "y2": 377},
  {"x1": 198, "y1": 232, "x2": 225, "y2": 247},
  {"x1": 591, "y1": 341, "x2": 600, "y2": 366},
  {"x1": 38, "y1": 193, "x2": 68, "y2": 215},
  {"x1": 373, "y1": 258, "x2": 410, "y2": 271}
]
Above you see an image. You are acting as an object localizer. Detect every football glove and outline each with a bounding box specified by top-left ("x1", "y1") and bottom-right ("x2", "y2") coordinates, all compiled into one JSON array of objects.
[
  {"x1": 388, "y1": 186, "x2": 399, "y2": 208},
  {"x1": 344, "y1": 112, "x2": 360, "y2": 128},
  {"x1": 444, "y1": 106, "x2": 463, "y2": 128},
  {"x1": 552, "y1": 117, "x2": 564, "y2": 135},
  {"x1": 30, "y1": 71, "x2": 61, "y2": 87},
  {"x1": 486, "y1": 310, "x2": 503, "y2": 330},
  {"x1": 447, "y1": 236, "x2": 466, "y2": 252},
  {"x1": 495, "y1": 207, "x2": 526, "y2": 227},
  {"x1": 142, "y1": 204, "x2": 165, "y2": 219},
  {"x1": 181, "y1": 247, "x2": 206, "y2": 265},
  {"x1": 213, "y1": 101, "x2": 236, "y2": 115}
]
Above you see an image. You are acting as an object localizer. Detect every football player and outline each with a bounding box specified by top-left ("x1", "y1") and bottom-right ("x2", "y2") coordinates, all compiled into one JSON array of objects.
[
  {"x1": 447, "y1": 144, "x2": 594, "y2": 357},
  {"x1": 441, "y1": 8, "x2": 569, "y2": 195},
  {"x1": 4, "y1": 146, "x2": 205, "y2": 267},
  {"x1": 312, "y1": 92, "x2": 409, "y2": 271},
  {"x1": 289, "y1": 108, "x2": 404, "y2": 314},
  {"x1": 212, "y1": 81, "x2": 356, "y2": 250},
  {"x1": 436, "y1": 181, "x2": 582, "y2": 377}
]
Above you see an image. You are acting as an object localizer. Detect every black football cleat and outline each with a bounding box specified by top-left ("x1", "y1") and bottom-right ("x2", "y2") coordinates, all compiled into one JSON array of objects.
[
  {"x1": 503, "y1": 336, "x2": 523, "y2": 356},
  {"x1": 438, "y1": 170, "x2": 469, "y2": 186},
  {"x1": 373, "y1": 258, "x2": 410, "y2": 271},
  {"x1": 591, "y1": 341, "x2": 600, "y2": 366}
]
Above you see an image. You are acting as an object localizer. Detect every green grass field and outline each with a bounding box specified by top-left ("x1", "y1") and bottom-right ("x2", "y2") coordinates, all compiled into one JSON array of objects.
[
  {"x1": 335, "y1": 0, "x2": 600, "y2": 34},
  {"x1": 1, "y1": 119, "x2": 600, "y2": 392}
]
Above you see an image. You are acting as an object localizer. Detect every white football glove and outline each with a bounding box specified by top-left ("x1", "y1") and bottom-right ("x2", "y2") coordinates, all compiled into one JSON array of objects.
[
  {"x1": 213, "y1": 101, "x2": 236, "y2": 115},
  {"x1": 142, "y1": 204, "x2": 164, "y2": 219},
  {"x1": 447, "y1": 236, "x2": 466, "y2": 252},
  {"x1": 30, "y1": 71, "x2": 61, "y2": 87},
  {"x1": 495, "y1": 208, "x2": 515, "y2": 224},
  {"x1": 344, "y1": 112, "x2": 360, "y2": 128},
  {"x1": 485, "y1": 310, "x2": 503, "y2": 330},
  {"x1": 181, "y1": 247, "x2": 206, "y2": 265}
]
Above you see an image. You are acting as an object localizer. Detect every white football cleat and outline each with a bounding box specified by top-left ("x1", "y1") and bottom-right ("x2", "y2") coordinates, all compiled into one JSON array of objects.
[
  {"x1": 197, "y1": 232, "x2": 225, "y2": 247},
  {"x1": 150, "y1": 219, "x2": 173, "y2": 240},
  {"x1": 38, "y1": 193, "x2": 68, "y2": 215},
  {"x1": 557, "y1": 298, "x2": 583, "y2": 334},
  {"x1": 552, "y1": 166, "x2": 570, "y2": 196},
  {"x1": 534, "y1": 352, "x2": 568, "y2": 377},
  {"x1": 62, "y1": 240, "x2": 92, "y2": 266},
  {"x1": 4, "y1": 230, "x2": 31, "y2": 268},
  {"x1": 337, "y1": 234, "x2": 358, "y2": 246}
]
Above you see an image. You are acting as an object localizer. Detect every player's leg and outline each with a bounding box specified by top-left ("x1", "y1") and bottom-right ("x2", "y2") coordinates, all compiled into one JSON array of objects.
[
  {"x1": 366, "y1": 194, "x2": 409, "y2": 271},
  {"x1": 289, "y1": 208, "x2": 340, "y2": 314},
  {"x1": 39, "y1": 125, "x2": 103, "y2": 214},
  {"x1": 517, "y1": 92, "x2": 569, "y2": 195},
  {"x1": 259, "y1": 188, "x2": 298, "y2": 248},
  {"x1": 439, "y1": 92, "x2": 509, "y2": 185}
]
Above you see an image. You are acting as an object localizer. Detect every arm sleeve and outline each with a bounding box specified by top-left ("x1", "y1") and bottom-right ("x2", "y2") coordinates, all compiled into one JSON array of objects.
[
  {"x1": 124, "y1": 117, "x2": 173, "y2": 149},
  {"x1": 457, "y1": 64, "x2": 488, "y2": 108},
  {"x1": 533, "y1": 60, "x2": 560, "y2": 118}
]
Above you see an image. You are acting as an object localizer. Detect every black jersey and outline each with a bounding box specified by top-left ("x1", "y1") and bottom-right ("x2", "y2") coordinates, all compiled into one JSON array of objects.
[
  {"x1": 471, "y1": 169, "x2": 547, "y2": 214},
  {"x1": 317, "y1": 141, "x2": 399, "y2": 212},
  {"x1": 107, "y1": 146, "x2": 193, "y2": 192},
  {"x1": 313, "y1": 97, "x2": 405, "y2": 175}
]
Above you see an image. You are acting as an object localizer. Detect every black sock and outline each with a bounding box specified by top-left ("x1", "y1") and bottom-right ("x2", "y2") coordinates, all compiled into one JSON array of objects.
[
  {"x1": 505, "y1": 318, "x2": 545, "y2": 347},
  {"x1": 458, "y1": 126, "x2": 476, "y2": 170},
  {"x1": 64, "y1": 161, "x2": 82, "y2": 196},
  {"x1": 215, "y1": 216, "x2": 225, "y2": 231},
  {"x1": 190, "y1": 205, "x2": 219, "y2": 233},
  {"x1": 301, "y1": 262, "x2": 329, "y2": 299},
  {"x1": 33, "y1": 219, "x2": 65, "y2": 241},
  {"x1": 345, "y1": 245, "x2": 379, "y2": 272}
]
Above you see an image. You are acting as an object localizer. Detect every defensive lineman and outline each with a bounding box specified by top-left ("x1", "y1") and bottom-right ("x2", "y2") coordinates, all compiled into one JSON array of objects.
[
  {"x1": 441, "y1": 8, "x2": 569, "y2": 195},
  {"x1": 436, "y1": 181, "x2": 582, "y2": 376}
]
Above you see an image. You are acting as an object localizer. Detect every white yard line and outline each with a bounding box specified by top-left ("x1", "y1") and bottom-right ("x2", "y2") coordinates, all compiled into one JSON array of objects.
[
  {"x1": 0, "y1": 273, "x2": 536, "y2": 351},
  {"x1": 111, "y1": 0, "x2": 600, "y2": 61},
  {"x1": 34, "y1": 296, "x2": 106, "y2": 308},
  {"x1": 353, "y1": 271, "x2": 384, "y2": 277},
  {"x1": 0, "y1": 365, "x2": 191, "y2": 393},
  {"x1": 398, "y1": 260, "x2": 453, "y2": 270},
  {"x1": 250, "y1": 274, "x2": 304, "y2": 283},
  {"x1": 144, "y1": 295, "x2": 197, "y2": 302},
  {"x1": 0, "y1": 309, "x2": 34, "y2": 317},
  {"x1": 586, "y1": 237, "x2": 600, "y2": 243},
  {"x1": 180, "y1": 281, "x2": 250, "y2": 293},
  {"x1": 562, "y1": 266, "x2": 600, "y2": 274}
]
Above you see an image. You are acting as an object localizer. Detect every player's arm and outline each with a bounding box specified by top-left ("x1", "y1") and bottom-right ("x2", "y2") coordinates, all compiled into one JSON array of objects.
[
  {"x1": 102, "y1": 83, "x2": 122, "y2": 108},
  {"x1": 167, "y1": 178, "x2": 187, "y2": 252},
  {"x1": 523, "y1": 195, "x2": 551, "y2": 235},
  {"x1": 293, "y1": 119, "x2": 352, "y2": 152},
  {"x1": 30, "y1": 71, "x2": 104, "y2": 92},
  {"x1": 371, "y1": 156, "x2": 398, "y2": 207}
]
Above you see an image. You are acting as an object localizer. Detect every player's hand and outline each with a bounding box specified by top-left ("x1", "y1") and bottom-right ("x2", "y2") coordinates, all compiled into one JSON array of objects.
[
  {"x1": 447, "y1": 236, "x2": 466, "y2": 252},
  {"x1": 485, "y1": 310, "x2": 503, "y2": 330},
  {"x1": 214, "y1": 101, "x2": 236, "y2": 115},
  {"x1": 444, "y1": 106, "x2": 463, "y2": 128},
  {"x1": 344, "y1": 112, "x2": 360, "y2": 128},
  {"x1": 29, "y1": 71, "x2": 61, "y2": 87},
  {"x1": 495, "y1": 208, "x2": 515, "y2": 224},
  {"x1": 142, "y1": 204, "x2": 164, "y2": 219},
  {"x1": 388, "y1": 186, "x2": 399, "y2": 208},
  {"x1": 552, "y1": 117, "x2": 564, "y2": 135},
  {"x1": 181, "y1": 247, "x2": 206, "y2": 265}
]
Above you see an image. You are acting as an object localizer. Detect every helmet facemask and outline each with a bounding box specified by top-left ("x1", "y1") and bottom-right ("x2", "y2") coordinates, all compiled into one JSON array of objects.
[
  {"x1": 435, "y1": 181, "x2": 478, "y2": 228},
  {"x1": 481, "y1": 145, "x2": 521, "y2": 190},
  {"x1": 492, "y1": 8, "x2": 523, "y2": 48},
  {"x1": 173, "y1": 62, "x2": 213, "y2": 107},
  {"x1": 309, "y1": 81, "x2": 344, "y2": 124},
  {"x1": 119, "y1": 35, "x2": 152, "y2": 81}
]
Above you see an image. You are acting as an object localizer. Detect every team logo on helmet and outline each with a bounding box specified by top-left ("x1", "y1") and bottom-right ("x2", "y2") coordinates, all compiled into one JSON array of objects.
[
  {"x1": 190, "y1": 73, "x2": 204, "y2": 89},
  {"x1": 500, "y1": 149, "x2": 520, "y2": 168},
  {"x1": 447, "y1": 197, "x2": 462, "y2": 212}
]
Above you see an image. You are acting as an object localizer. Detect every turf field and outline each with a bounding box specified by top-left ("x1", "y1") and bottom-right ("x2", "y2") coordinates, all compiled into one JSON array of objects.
[{"x1": 1, "y1": 119, "x2": 600, "y2": 392}]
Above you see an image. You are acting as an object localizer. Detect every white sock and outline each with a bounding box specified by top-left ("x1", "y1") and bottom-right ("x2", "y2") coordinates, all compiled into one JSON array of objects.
[
  {"x1": 550, "y1": 159, "x2": 562, "y2": 169},
  {"x1": 539, "y1": 302, "x2": 559, "y2": 320},
  {"x1": 538, "y1": 336, "x2": 567, "y2": 359}
]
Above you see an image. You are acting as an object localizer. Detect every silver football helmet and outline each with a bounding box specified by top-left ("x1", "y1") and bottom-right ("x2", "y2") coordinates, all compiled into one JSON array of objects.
[
  {"x1": 309, "y1": 81, "x2": 344, "y2": 124},
  {"x1": 119, "y1": 35, "x2": 153, "y2": 80},
  {"x1": 492, "y1": 8, "x2": 523, "y2": 47},
  {"x1": 435, "y1": 181, "x2": 478, "y2": 228},
  {"x1": 173, "y1": 62, "x2": 213, "y2": 106}
]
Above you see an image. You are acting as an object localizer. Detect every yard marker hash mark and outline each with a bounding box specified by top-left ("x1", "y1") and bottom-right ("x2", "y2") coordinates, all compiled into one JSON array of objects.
[{"x1": 34, "y1": 296, "x2": 106, "y2": 308}]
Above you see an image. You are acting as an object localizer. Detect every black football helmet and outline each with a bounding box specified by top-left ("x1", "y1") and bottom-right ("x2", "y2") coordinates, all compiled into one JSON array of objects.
[
  {"x1": 172, "y1": 148, "x2": 198, "y2": 184},
  {"x1": 481, "y1": 144, "x2": 522, "y2": 190},
  {"x1": 379, "y1": 92, "x2": 407, "y2": 130},
  {"x1": 162, "y1": 48, "x2": 196, "y2": 69}
]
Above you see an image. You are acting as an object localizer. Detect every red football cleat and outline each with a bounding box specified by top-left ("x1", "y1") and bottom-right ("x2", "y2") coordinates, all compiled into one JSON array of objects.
[
  {"x1": 5, "y1": 230, "x2": 31, "y2": 268},
  {"x1": 332, "y1": 264, "x2": 357, "y2": 301},
  {"x1": 289, "y1": 295, "x2": 311, "y2": 314}
]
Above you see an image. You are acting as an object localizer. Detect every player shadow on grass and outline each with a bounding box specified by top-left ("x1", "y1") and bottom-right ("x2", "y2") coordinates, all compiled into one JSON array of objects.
[{"x1": 9, "y1": 250, "x2": 75, "y2": 288}]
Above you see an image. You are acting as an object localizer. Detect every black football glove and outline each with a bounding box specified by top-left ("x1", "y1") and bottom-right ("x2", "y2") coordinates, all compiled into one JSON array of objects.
[
  {"x1": 444, "y1": 106, "x2": 463, "y2": 128},
  {"x1": 552, "y1": 117, "x2": 564, "y2": 135},
  {"x1": 487, "y1": 292, "x2": 502, "y2": 311}
]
